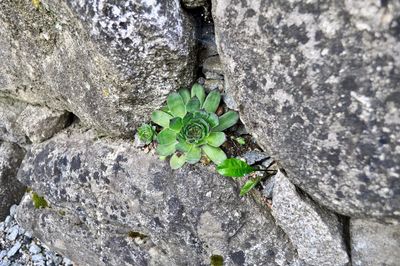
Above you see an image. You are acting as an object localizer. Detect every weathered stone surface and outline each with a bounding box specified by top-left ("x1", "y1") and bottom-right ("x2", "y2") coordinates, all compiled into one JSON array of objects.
[
  {"x1": 0, "y1": 98, "x2": 27, "y2": 144},
  {"x1": 212, "y1": 0, "x2": 400, "y2": 218},
  {"x1": 0, "y1": 0, "x2": 196, "y2": 136},
  {"x1": 16, "y1": 105, "x2": 70, "y2": 143},
  {"x1": 271, "y1": 171, "x2": 349, "y2": 265},
  {"x1": 16, "y1": 130, "x2": 300, "y2": 265},
  {"x1": 0, "y1": 142, "x2": 25, "y2": 220},
  {"x1": 351, "y1": 219, "x2": 400, "y2": 266}
]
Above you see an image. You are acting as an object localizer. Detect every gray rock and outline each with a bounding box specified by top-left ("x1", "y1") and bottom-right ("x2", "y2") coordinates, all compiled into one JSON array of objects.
[
  {"x1": 32, "y1": 254, "x2": 45, "y2": 262},
  {"x1": 351, "y1": 219, "x2": 400, "y2": 266},
  {"x1": 6, "y1": 225, "x2": 19, "y2": 241},
  {"x1": 242, "y1": 150, "x2": 269, "y2": 165},
  {"x1": 181, "y1": 0, "x2": 207, "y2": 9},
  {"x1": 29, "y1": 243, "x2": 42, "y2": 255},
  {"x1": 7, "y1": 242, "x2": 21, "y2": 258},
  {"x1": 4, "y1": 216, "x2": 11, "y2": 227},
  {"x1": 0, "y1": 0, "x2": 196, "y2": 136},
  {"x1": 0, "y1": 250, "x2": 6, "y2": 260},
  {"x1": 0, "y1": 142, "x2": 26, "y2": 220},
  {"x1": 0, "y1": 98, "x2": 27, "y2": 144},
  {"x1": 221, "y1": 92, "x2": 238, "y2": 111},
  {"x1": 204, "y1": 72, "x2": 223, "y2": 80},
  {"x1": 203, "y1": 79, "x2": 224, "y2": 92},
  {"x1": 203, "y1": 56, "x2": 224, "y2": 76},
  {"x1": 9, "y1": 205, "x2": 17, "y2": 218},
  {"x1": 212, "y1": 0, "x2": 400, "y2": 219},
  {"x1": 16, "y1": 105, "x2": 70, "y2": 143},
  {"x1": 16, "y1": 129, "x2": 300, "y2": 265},
  {"x1": 62, "y1": 258, "x2": 73, "y2": 266},
  {"x1": 271, "y1": 171, "x2": 349, "y2": 265},
  {"x1": 262, "y1": 176, "x2": 275, "y2": 199}
]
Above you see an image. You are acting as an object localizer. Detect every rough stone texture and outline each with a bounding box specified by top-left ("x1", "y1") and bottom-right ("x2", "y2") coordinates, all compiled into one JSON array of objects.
[
  {"x1": 16, "y1": 105, "x2": 70, "y2": 143},
  {"x1": 351, "y1": 219, "x2": 400, "y2": 266},
  {"x1": 0, "y1": 0, "x2": 196, "y2": 136},
  {"x1": 271, "y1": 171, "x2": 349, "y2": 265},
  {"x1": 212, "y1": 0, "x2": 400, "y2": 218},
  {"x1": 16, "y1": 129, "x2": 301, "y2": 266},
  {"x1": 0, "y1": 142, "x2": 26, "y2": 220},
  {"x1": 0, "y1": 98, "x2": 27, "y2": 145}
]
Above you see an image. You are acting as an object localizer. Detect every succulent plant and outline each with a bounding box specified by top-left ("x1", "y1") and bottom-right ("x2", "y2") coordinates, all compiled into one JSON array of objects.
[
  {"x1": 137, "y1": 123, "x2": 156, "y2": 144},
  {"x1": 151, "y1": 84, "x2": 239, "y2": 169}
]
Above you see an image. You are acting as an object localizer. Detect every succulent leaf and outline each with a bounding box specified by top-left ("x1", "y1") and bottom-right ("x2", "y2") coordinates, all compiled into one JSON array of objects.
[
  {"x1": 157, "y1": 128, "x2": 177, "y2": 145},
  {"x1": 160, "y1": 106, "x2": 172, "y2": 115},
  {"x1": 186, "y1": 146, "x2": 202, "y2": 164},
  {"x1": 186, "y1": 97, "x2": 201, "y2": 112},
  {"x1": 212, "y1": 111, "x2": 239, "y2": 132},
  {"x1": 202, "y1": 90, "x2": 221, "y2": 113},
  {"x1": 137, "y1": 124, "x2": 155, "y2": 144},
  {"x1": 169, "y1": 117, "x2": 183, "y2": 132},
  {"x1": 206, "y1": 132, "x2": 226, "y2": 147},
  {"x1": 167, "y1": 92, "x2": 186, "y2": 118},
  {"x1": 151, "y1": 110, "x2": 172, "y2": 128},
  {"x1": 176, "y1": 141, "x2": 192, "y2": 152},
  {"x1": 156, "y1": 142, "x2": 177, "y2": 156},
  {"x1": 178, "y1": 88, "x2": 191, "y2": 105},
  {"x1": 206, "y1": 113, "x2": 219, "y2": 128},
  {"x1": 170, "y1": 153, "x2": 186, "y2": 169},
  {"x1": 202, "y1": 145, "x2": 227, "y2": 165},
  {"x1": 191, "y1": 83, "x2": 206, "y2": 105},
  {"x1": 179, "y1": 113, "x2": 210, "y2": 144},
  {"x1": 193, "y1": 111, "x2": 219, "y2": 128}
]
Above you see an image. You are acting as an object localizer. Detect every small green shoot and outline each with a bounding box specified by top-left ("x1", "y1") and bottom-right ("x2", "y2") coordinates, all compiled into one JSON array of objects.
[
  {"x1": 217, "y1": 158, "x2": 276, "y2": 196},
  {"x1": 234, "y1": 137, "x2": 246, "y2": 145}
]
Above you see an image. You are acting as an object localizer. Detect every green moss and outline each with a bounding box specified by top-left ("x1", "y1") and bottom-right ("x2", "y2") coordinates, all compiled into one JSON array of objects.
[
  {"x1": 58, "y1": 210, "x2": 66, "y2": 216},
  {"x1": 32, "y1": 192, "x2": 48, "y2": 209},
  {"x1": 210, "y1": 254, "x2": 224, "y2": 266},
  {"x1": 127, "y1": 231, "x2": 147, "y2": 240}
]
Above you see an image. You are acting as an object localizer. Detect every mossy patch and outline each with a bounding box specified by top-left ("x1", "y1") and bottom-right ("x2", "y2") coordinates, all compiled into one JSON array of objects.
[
  {"x1": 210, "y1": 254, "x2": 224, "y2": 266},
  {"x1": 32, "y1": 192, "x2": 48, "y2": 209}
]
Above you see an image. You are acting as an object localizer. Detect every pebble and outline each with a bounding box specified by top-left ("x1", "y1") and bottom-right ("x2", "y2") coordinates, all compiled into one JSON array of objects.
[
  {"x1": 242, "y1": 150, "x2": 269, "y2": 165},
  {"x1": 0, "y1": 250, "x2": 7, "y2": 260},
  {"x1": 29, "y1": 243, "x2": 42, "y2": 254},
  {"x1": 0, "y1": 203, "x2": 73, "y2": 265},
  {"x1": 32, "y1": 253, "x2": 45, "y2": 262},
  {"x1": 262, "y1": 176, "x2": 276, "y2": 199},
  {"x1": 7, "y1": 242, "x2": 21, "y2": 257},
  {"x1": 4, "y1": 216, "x2": 11, "y2": 226},
  {"x1": 6, "y1": 225, "x2": 19, "y2": 241},
  {"x1": 9, "y1": 205, "x2": 17, "y2": 217}
]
